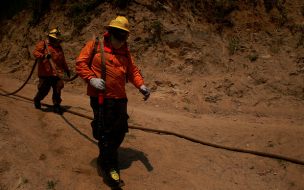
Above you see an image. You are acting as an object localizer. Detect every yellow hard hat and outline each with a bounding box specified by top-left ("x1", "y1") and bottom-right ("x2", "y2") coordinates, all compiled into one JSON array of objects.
[
  {"x1": 106, "y1": 16, "x2": 130, "y2": 32},
  {"x1": 48, "y1": 28, "x2": 62, "y2": 40}
]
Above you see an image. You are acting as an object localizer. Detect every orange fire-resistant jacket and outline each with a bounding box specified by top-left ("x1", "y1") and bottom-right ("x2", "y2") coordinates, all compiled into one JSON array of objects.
[
  {"x1": 75, "y1": 32, "x2": 145, "y2": 98},
  {"x1": 33, "y1": 39, "x2": 69, "y2": 77}
]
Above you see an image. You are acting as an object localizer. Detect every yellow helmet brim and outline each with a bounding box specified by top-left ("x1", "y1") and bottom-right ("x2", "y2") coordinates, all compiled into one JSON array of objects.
[
  {"x1": 106, "y1": 25, "x2": 130, "y2": 33},
  {"x1": 48, "y1": 34, "x2": 62, "y2": 40}
]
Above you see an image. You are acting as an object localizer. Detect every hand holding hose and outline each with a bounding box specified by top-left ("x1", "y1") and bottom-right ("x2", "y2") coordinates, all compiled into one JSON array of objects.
[
  {"x1": 43, "y1": 54, "x2": 52, "y2": 59},
  {"x1": 90, "y1": 78, "x2": 106, "y2": 91}
]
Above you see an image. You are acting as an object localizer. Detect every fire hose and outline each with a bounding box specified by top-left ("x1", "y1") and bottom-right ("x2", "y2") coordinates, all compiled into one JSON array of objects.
[
  {"x1": 0, "y1": 88, "x2": 303, "y2": 166},
  {"x1": 44, "y1": 39, "x2": 78, "y2": 81},
  {"x1": 0, "y1": 59, "x2": 38, "y2": 96},
  {"x1": 0, "y1": 42, "x2": 303, "y2": 166},
  {"x1": 97, "y1": 36, "x2": 106, "y2": 144},
  {"x1": 0, "y1": 41, "x2": 78, "y2": 96}
]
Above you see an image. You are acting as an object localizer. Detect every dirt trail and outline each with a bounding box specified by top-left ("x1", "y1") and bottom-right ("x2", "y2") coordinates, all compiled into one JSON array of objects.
[{"x1": 0, "y1": 75, "x2": 304, "y2": 190}]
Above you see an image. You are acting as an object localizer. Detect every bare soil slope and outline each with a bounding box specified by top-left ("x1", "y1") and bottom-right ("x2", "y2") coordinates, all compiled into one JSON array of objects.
[
  {"x1": 1, "y1": 0, "x2": 304, "y2": 189},
  {"x1": 1, "y1": 1, "x2": 304, "y2": 117},
  {"x1": 0, "y1": 75, "x2": 304, "y2": 190}
]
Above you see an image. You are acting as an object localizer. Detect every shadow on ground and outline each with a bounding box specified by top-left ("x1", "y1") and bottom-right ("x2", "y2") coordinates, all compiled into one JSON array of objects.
[
  {"x1": 60, "y1": 114, "x2": 153, "y2": 172},
  {"x1": 89, "y1": 147, "x2": 153, "y2": 190},
  {"x1": 41, "y1": 105, "x2": 72, "y2": 113},
  {"x1": 60, "y1": 114, "x2": 153, "y2": 189}
]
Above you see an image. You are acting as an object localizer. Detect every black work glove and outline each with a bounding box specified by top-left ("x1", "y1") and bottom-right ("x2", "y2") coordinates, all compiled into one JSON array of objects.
[
  {"x1": 43, "y1": 54, "x2": 52, "y2": 59},
  {"x1": 66, "y1": 70, "x2": 71, "y2": 78}
]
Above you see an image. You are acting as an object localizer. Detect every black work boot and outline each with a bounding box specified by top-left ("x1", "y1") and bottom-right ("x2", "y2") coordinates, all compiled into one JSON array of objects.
[
  {"x1": 106, "y1": 168, "x2": 125, "y2": 189},
  {"x1": 34, "y1": 98, "x2": 41, "y2": 109},
  {"x1": 53, "y1": 104, "x2": 63, "y2": 115}
]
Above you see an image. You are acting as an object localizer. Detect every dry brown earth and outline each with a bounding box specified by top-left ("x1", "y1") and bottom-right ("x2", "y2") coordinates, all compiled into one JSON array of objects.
[
  {"x1": 1, "y1": 1, "x2": 304, "y2": 189},
  {"x1": 0, "y1": 74, "x2": 304, "y2": 190}
]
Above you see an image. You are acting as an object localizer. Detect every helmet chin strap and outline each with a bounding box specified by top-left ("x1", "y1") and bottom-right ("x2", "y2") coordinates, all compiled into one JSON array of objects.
[{"x1": 110, "y1": 34, "x2": 125, "y2": 49}]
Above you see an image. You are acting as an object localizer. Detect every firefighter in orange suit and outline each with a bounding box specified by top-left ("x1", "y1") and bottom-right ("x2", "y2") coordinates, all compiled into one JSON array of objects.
[
  {"x1": 33, "y1": 28, "x2": 70, "y2": 114},
  {"x1": 75, "y1": 16, "x2": 150, "y2": 188}
]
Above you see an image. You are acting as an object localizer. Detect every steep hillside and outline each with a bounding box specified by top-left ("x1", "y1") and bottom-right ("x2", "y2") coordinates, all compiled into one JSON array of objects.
[
  {"x1": 1, "y1": 1, "x2": 304, "y2": 190},
  {"x1": 1, "y1": 0, "x2": 304, "y2": 117}
]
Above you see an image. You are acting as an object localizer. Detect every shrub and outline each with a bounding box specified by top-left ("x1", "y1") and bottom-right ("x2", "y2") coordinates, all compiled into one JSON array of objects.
[
  {"x1": 67, "y1": 1, "x2": 102, "y2": 34},
  {"x1": 29, "y1": 0, "x2": 52, "y2": 26},
  {"x1": 47, "y1": 180, "x2": 57, "y2": 189},
  {"x1": 248, "y1": 54, "x2": 258, "y2": 62},
  {"x1": 228, "y1": 38, "x2": 238, "y2": 55},
  {"x1": 150, "y1": 21, "x2": 163, "y2": 44},
  {"x1": 183, "y1": 106, "x2": 189, "y2": 111}
]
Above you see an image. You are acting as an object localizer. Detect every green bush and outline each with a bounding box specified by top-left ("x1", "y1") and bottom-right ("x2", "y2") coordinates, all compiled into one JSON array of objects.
[
  {"x1": 67, "y1": 3, "x2": 83, "y2": 18},
  {"x1": 183, "y1": 106, "x2": 189, "y2": 112},
  {"x1": 74, "y1": 13, "x2": 92, "y2": 30},
  {"x1": 29, "y1": 0, "x2": 51, "y2": 26},
  {"x1": 228, "y1": 38, "x2": 238, "y2": 55},
  {"x1": 47, "y1": 180, "x2": 57, "y2": 189},
  {"x1": 150, "y1": 21, "x2": 163, "y2": 44},
  {"x1": 248, "y1": 54, "x2": 258, "y2": 62},
  {"x1": 67, "y1": 1, "x2": 102, "y2": 34},
  {"x1": 151, "y1": 21, "x2": 163, "y2": 30}
]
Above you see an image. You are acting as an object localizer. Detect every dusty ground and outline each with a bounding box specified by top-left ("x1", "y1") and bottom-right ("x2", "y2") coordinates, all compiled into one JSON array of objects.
[
  {"x1": 1, "y1": 1, "x2": 304, "y2": 189},
  {"x1": 0, "y1": 74, "x2": 304, "y2": 190}
]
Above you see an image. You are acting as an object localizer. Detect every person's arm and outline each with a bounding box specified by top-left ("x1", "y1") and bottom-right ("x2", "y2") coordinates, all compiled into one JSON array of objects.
[
  {"x1": 75, "y1": 40, "x2": 97, "y2": 83},
  {"x1": 126, "y1": 50, "x2": 150, "y2": 100},
  {"x1": 33, "y1": 41, "x2": 47, "y2": 60}
]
